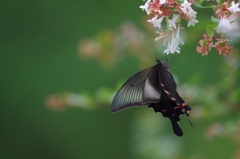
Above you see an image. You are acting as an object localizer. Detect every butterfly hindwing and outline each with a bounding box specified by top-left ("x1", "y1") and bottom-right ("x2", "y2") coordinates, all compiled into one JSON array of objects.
[
  {"x1": 159, "y1": 69, "x2": 191, "y2": 116},
  {"x1": 148, "y1": 87, "x2": 184, "y2": 136},
  {"x1": 158, "y1": 68, "x2": 194, "y2": 128}
]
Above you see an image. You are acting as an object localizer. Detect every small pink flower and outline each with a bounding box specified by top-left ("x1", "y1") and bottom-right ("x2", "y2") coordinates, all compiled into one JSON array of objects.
[
  {"x1": 155, "y1": 31, "x2": 168, "y2": 42},
  {"x1": 213, "y1": 38, "x2": 232, "y2": 56},
  {"x1": 196, "y1": 34, "x2": 214, "y2": 56},
  {"x1": 214, "y1": 2, "x2": 231, "y2": 17}
]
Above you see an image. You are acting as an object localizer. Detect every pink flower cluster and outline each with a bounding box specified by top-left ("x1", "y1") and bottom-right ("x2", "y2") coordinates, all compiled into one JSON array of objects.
[
  {"x1": 196, "y1": 34, "x2": 232, "y2": 56},
  {"x1": 140, "y1": 0, "x2": 198, "y2": 54},
  {"x1": 196, "y1": 34, "x2": 214, "y2": 56},
  {"x1": 140, "y1": 0, "x2": 240, "y2": 56},
  {"x1": 196, "y1": 1, "x2": 240, "y2": 56},
  {"x1": 214, "y1": 1, "x2": 240, "y2": 33},
  {"x1": 214, "y1": 38, "x2": 232, "y2": 56}
]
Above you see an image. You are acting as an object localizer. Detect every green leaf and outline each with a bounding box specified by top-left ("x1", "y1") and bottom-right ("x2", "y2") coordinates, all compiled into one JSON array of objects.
[
  {"x1": 195, "y1": 0, "x2": 203, "y2": 5},
  {"x1": 205, "y1": 22, "x2": 218, "y2": 37},
  {"x1": 208, "y1": 23, "x2": 218, "y2": 28},
  {"x1": 230, "y1": 19, "x2": 238, "y2": 24},
  {"x1": 216, "y1": 0, "x2": 222, "y2": 3},
  {"x1": 192, "y1": 2, "x2": 213, "y2": 8},
  {"x1": 206, "y1": 26, "x2": 213, "y2": 37},
  {"x1": 211, "y1": 16, "x2": 220, "y2": 23}
]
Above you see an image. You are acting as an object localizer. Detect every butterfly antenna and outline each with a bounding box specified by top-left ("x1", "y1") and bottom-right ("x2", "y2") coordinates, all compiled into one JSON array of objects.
[
  {"x1": 155, "y1": 49, "x2": 157, "y2": 60},
  {"x1": 170, "y1": 48, "x2": 186, "y2": 66},
  {"x1": 162, "y1": 54, "x2": 169, "y2": 64},
  {"x1": 142, "y1": 48, "x2": 155, "y2": 61},
  {"x1": 168, "y1": 53, "x2": 181, "y2": 68}
]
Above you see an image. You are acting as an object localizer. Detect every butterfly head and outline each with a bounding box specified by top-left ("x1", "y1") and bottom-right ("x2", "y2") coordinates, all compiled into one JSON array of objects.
[{"x1": 156, "y1": 58, "x2": 161, "y2": 64}]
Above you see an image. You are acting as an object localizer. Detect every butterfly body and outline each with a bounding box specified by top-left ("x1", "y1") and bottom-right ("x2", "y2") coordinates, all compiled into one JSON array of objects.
[{"x1": 111, "y1": 58, "x2": 193, "y2": 136}]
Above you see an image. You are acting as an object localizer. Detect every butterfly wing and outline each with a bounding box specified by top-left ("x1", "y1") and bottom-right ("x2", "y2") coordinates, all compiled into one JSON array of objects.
[
  {"x1": 159, "y1": 69, "x2": 191, "y2": 114},
  {"x1": 163, "y1": 69, "x2": 177, "y2": 89},
  {"x1": 159, "y1": 69, "x2": 194, "y2": 127},
  {"x1": 142, "y1": 65, "x2": 162, "y2": 104},
  {"x1": 111, "y1": 67, "x2": 153, "y2": 112},
  {"x1": 145, "y1": 66, "x2": 184, "y2": 136},
  {"x1": 111, "y1": 59, "x2": 194, "y2": 136},
  {"x1": 148, "y1": 89, "x2": 184, "y2": 136}
]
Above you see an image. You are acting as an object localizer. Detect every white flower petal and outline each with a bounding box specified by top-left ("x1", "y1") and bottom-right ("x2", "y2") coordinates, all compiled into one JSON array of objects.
[
  {"x1": 147, "y1": 16, "x2": 165, "y2": 29},
  {"x1": 187, "y1": 9, "x2": 197, "y2": 19},
  {"x1": 228, "y1": 1, "x2": 240, "y2": 14},
  {"x1": 180, "y1": 0, "x2": 192, "y2": 14},
  {"x1": 188, "y1": 18, "x2": 198, "y2": 27},
  {"x1": 168, "y1": 15, "x2": 179, "y2": 29},
  {"x1": 215, "y1": 17, "x2": 231, "y2": 33},
  {"x1": 140, "y1": 0, "x2": 151, "y2": 14},
  {"x1": 159, "y1": 0, "x2": 167, "y2": 4},
  {"x1": 180, "y1": 0, "x2": 198, "y2": 27},
  {"x1": 164, "y1": 27, "x2": 184, "y2": 54}
]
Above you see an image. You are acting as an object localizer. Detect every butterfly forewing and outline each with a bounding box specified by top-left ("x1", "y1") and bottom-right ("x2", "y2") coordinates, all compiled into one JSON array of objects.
[
  {"x1": 111, "y1": 67, "x2": 152, "y2": 112},
  {"x1": 163, "y1": 69, "x2": 177, "y2": 89},
  {"x1": 142, "y1": 65, "x2": 162, "y2": 104}
]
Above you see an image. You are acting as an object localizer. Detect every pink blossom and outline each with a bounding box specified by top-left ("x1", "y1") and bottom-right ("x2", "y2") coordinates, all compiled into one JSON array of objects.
[
  {"x1": 213, "y1": 38, "x2": 232, "y2": 56},
  {"x1": 196, "y1": 34, "x2": 213, "y2": 56}
]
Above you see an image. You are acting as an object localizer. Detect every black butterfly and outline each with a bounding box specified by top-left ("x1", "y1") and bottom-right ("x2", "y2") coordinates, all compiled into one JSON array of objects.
[{"x1": 111, "y1": 58, "x2": 194, "y2": 136}]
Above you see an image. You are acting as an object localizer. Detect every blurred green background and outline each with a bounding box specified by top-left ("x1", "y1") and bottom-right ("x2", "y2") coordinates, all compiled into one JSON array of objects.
[{"x1": 1, "y1": 0, "x2": 240, "y2": 159}]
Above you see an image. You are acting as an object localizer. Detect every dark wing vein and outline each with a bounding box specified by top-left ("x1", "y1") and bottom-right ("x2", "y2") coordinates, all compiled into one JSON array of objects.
[{"x1": 111, "y1": 67, "x2": 152, "y2": 112}]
